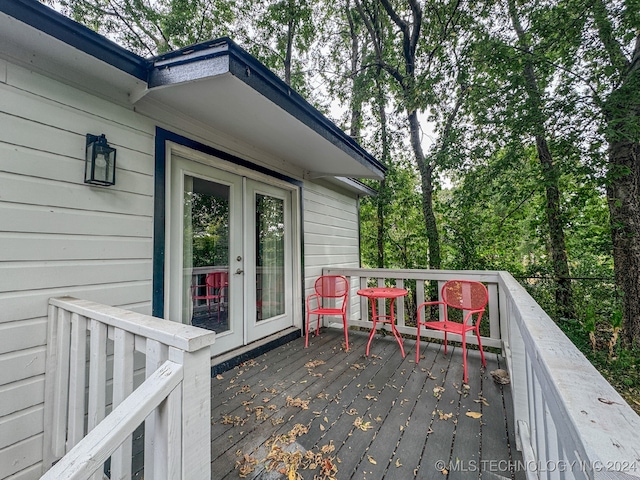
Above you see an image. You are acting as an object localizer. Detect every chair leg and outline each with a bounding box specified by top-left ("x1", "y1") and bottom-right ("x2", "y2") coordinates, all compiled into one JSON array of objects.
[
  {"x1": 462, "y1": 335, "x2": 468, "y2": 384},
  {"x1": 415, "y1": 322, "x2": 421, "y2": 364},
  {"x1": 305, "y1": 312, "x2": 310, "y2": 348},
  {"x1": 476, "y1": 330, "x2": 487, "y2": 367},
  {"x1": 342, "y1": 314, "x2": 349, "y2": 351},
  {"x1": 443, "y1": 332, "x2": 448, "y2": 355}
]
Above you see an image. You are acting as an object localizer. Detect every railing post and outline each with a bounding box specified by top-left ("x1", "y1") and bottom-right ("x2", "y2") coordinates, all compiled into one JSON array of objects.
[
  {"x1": 42, "y1": 305, "x2": 72, "y2": 470},
  {"x1": 145, "y1": 338, "x2": 168, "y2": 479},
  {"x1": 169, "y1": 346, "x2": 211, "y2": 478}
]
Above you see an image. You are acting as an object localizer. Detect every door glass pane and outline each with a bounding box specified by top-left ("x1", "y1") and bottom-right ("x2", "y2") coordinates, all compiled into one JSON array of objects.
[
  {"x1": 184, "y1": 176, "x2": 230, "y2": 332},
  {"x1": 256, "y1": 194, "x2": 285, "y2": 321}
]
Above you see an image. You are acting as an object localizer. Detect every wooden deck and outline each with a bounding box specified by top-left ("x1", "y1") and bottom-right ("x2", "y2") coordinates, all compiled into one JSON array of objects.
[{"x1": 210, "y1": 329, "x2": 524, "y2": 480}]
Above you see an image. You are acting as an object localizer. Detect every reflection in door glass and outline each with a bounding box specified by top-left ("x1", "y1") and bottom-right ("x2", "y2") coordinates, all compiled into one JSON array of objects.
[
  {"x1": 184, "y1": 176, "x2": 230, "y2": 333},
  {"x1": 256, "y1": 194, "x2": 285, "y2": 321}
]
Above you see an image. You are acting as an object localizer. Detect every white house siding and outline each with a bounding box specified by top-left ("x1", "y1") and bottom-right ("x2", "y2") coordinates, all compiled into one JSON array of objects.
[
  {"x1": 0, "y1": 52, "x2": 368, "y2": 480},
  {"x1": 0, "y1": 59, "x2": 156, "y2": 480},
  {"x1": 303, "y1": 180, "x2": 361, "y2": 301}
]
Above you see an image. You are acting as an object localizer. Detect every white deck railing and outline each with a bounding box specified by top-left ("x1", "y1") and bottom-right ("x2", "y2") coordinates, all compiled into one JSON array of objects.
[
  {"x1": 41, "y1": 297, "x2": 216, "y2": 480},
  {"x1": 325, "y1": 268, "x2": 640, "y2": 479},
  {"x1": 323, "y1": 267, "x2": 503, "y2": 349}
]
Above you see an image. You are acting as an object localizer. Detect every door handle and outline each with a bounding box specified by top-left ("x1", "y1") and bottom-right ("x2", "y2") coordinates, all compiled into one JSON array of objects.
[{"x1": 236, "y1": 268, "x2": 244, "y2": 274}]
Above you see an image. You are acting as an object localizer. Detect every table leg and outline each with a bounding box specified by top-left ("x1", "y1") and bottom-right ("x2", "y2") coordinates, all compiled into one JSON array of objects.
[
  {"x1": 389, "y1": 298, "x2": 405, "y2": 357},
  {"x1": 365, "y1": 298, "x2": 377, "y2": 356}
]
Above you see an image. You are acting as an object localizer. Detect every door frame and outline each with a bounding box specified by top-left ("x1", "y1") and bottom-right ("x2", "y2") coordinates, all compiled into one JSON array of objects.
[{"x1": 152, "y1": 128, "x2": 304, "y2": 354}]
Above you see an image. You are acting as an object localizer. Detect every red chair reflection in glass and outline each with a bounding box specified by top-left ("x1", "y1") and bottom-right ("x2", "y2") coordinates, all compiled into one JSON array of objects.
[
  {"x1": 192, "y1": 271, "x2": 228, "y2": 314},
  {"x1": 305, "y1": 275, "x2": 349, "y2": 351},
  {"x1": 416, "y1": 280, "x2": 488, "y2": 383}
]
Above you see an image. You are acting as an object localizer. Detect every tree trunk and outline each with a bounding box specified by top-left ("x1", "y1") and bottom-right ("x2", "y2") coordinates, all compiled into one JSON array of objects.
[
  {"x1": 408, "y1": 110, "x2": 441, "y2": 269},
  {"x1": 591, "y1": 0, "x2": 640, "y2": 344},
  {"x1": 607, "y1": 138, "x2": 640, "y2": 344},
  {"x1": 376, "y1": 75, "x2": 390, "y2": 268},
  {"x1": 507, "y1": 0, "x2": 574, "y2": 318},
  {"x1": 603, "y1": 40, "x2": 640, "y2": 344}
]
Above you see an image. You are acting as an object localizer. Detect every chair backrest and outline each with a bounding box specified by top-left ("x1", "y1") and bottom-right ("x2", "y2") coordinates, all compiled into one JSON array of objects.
[
  {"x1": 206, "y1": 271, "x2": 228, "y2": 289},
  {"x1": 314, "y1": 275, "x2": 349, "y2": 299},
  {"x1": 441, "y1": 280, "x2": 488, "y2": 312}
]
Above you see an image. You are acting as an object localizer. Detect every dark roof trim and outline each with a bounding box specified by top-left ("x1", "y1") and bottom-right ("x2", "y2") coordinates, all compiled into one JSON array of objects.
[
  {"x1": 0, "y1": 0, "x2": 149, "y2": 80},
  {"x1": 332, "y1": 177, "x2": 379, "y2": 196},
  {"x1": 149, "y1": 38, "x2": 387, "y2": 179}
]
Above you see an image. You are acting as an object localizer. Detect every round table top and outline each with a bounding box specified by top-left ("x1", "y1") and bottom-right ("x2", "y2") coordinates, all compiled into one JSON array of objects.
[{"x1": 357, "y1": 287, "x2": 408, "y2": 299}]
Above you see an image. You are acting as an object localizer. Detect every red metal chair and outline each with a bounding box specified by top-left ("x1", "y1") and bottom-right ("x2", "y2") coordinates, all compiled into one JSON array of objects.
[
  {"x1": 416, "y1": 280, "x2": 488, "y2": 383},
  {"x1": 192, "y1": 271, "x2": 228, "y2": 314},
  {"x1": 305, "y1": 275, "x2": 349, "y2": 351}
]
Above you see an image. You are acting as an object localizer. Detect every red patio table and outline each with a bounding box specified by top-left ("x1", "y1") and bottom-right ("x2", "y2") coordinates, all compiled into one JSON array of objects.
[{"x1": 357, "y1": 287, "x2": 408, "y2": 357}]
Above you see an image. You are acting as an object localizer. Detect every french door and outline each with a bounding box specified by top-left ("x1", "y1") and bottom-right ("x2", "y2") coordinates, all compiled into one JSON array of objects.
[{"x1": 167, "y1": 150, "x2": 296, "y2": 356}]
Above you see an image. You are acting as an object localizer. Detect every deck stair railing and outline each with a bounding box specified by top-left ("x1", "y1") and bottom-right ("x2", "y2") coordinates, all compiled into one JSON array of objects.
[
  {"x1": 325, "y1": 268, "x2": 640, "y2": 479},
  {"x1": 41, "y1": 297, "x2": 215, "y2": 480}
]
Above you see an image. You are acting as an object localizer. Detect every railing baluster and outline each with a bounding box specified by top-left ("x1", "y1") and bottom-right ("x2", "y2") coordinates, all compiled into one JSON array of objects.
[
  {"x1": 145, "y1": 338, "x2": 169, "y2": 479},
  {"x1": 487, "y1": 283, "x2": 499, "y2": 340},
  {"x1": 111, "y1": 329, "x2": 135, "y2": 480},
  {"x1": 55, "y1": 308, "x2": 72, "y2": 456},
  {"x1": 88, "y1": 319, "x2": 108, "y2": 480},
  {"x1": 67, "y1": 313, "x2": 88, "y2": 448},
  {"x1": 396, "y1": 279, "x2": 405, "y2": 327}
]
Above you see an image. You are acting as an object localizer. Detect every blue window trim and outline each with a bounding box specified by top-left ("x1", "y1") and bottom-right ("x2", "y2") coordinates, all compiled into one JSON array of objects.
[{"x1": 152, "y1": 127, "x2": 304, "y2": 318}]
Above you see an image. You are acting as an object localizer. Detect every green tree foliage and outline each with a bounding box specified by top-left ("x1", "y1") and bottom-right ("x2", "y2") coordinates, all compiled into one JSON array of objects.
[
  {"x1": 46, "y1": 0, "x2": 638, "y2": 342},
  {"x1": 50, "y1": 0, "x2": 238, "y2": 55}
]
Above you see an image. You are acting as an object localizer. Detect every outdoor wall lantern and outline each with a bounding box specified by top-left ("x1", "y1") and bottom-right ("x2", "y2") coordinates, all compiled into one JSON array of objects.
[{"x1": 85, "y1": 133, "x2": 116, "y2": 186}]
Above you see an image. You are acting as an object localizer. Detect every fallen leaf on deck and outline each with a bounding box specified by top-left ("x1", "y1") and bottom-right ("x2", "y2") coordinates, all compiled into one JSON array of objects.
[
  {"x1": 305, "y1": 360, "x2": 326, "y2": 368},
  {"x1": 320, "y1": 424, "x2": 325, "y2": 431},
  {"x1": 286, "y1": 396, "x2": 310, "y2": 409},
  {"x1": 365, "y1": 394, "x2": 377, "y2": 401},
  {"x1": 433, "y1": 386, "x2": 445, "y2": 399},
  {"x1": 438, "y1": 410, "x2": 453, "y2": 420},
  {"x1": 395, "y1": 458, "x2": 403, "y2": 467},
  {"x1": 351, "y1": 363, "x2": 365, "y2": 370},
  {"x1": 346, "y1": 408, "x2": 358, "y2": 415},
  {"x1": 216, "y1": 374, "x2": 224, "y2": 380},
  {"x1": 466, "y1": 411, "x2": 482, "y2": 419},
  {"x1": 354, "y1": 417, "x2": 373, "y2": 431},
  {"x1": 368, "y1": 455, "x2": 377, "y2": 464}
]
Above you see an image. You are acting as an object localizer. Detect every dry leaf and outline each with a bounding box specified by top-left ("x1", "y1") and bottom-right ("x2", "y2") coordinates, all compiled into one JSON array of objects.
[
  {"x1": 320, "y1": 424, "x2": 325, "y2": 431},
  {"x1": 305, "y1": 359, "x2": 326, "y2": 368},
  {"x1": 354, "y1": 417, "x2": 373, "y2": 431},
  {"x1": 368, "y1": 455, "x2": 377, "y2": 464},
  {"x1": 216, "y1": 374, "x2": 224, "y2": 380},
  {"x1": 466, "y1": 411, "x2": 483, "y2": 419},
  {"x1": 395, "y1": 458, "x2": 402, "y2": 467},
  {"x1": 438, "y1": 410, "x2": 453, "y2": 420},
  {"x1": 433, "y1": 386, "x2": 445, "y2": 398}
]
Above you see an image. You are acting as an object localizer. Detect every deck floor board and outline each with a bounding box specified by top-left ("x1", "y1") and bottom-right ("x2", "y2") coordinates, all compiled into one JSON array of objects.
[{"x1": 211, "y1": 329, "x2": 522, "y2": 480}]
